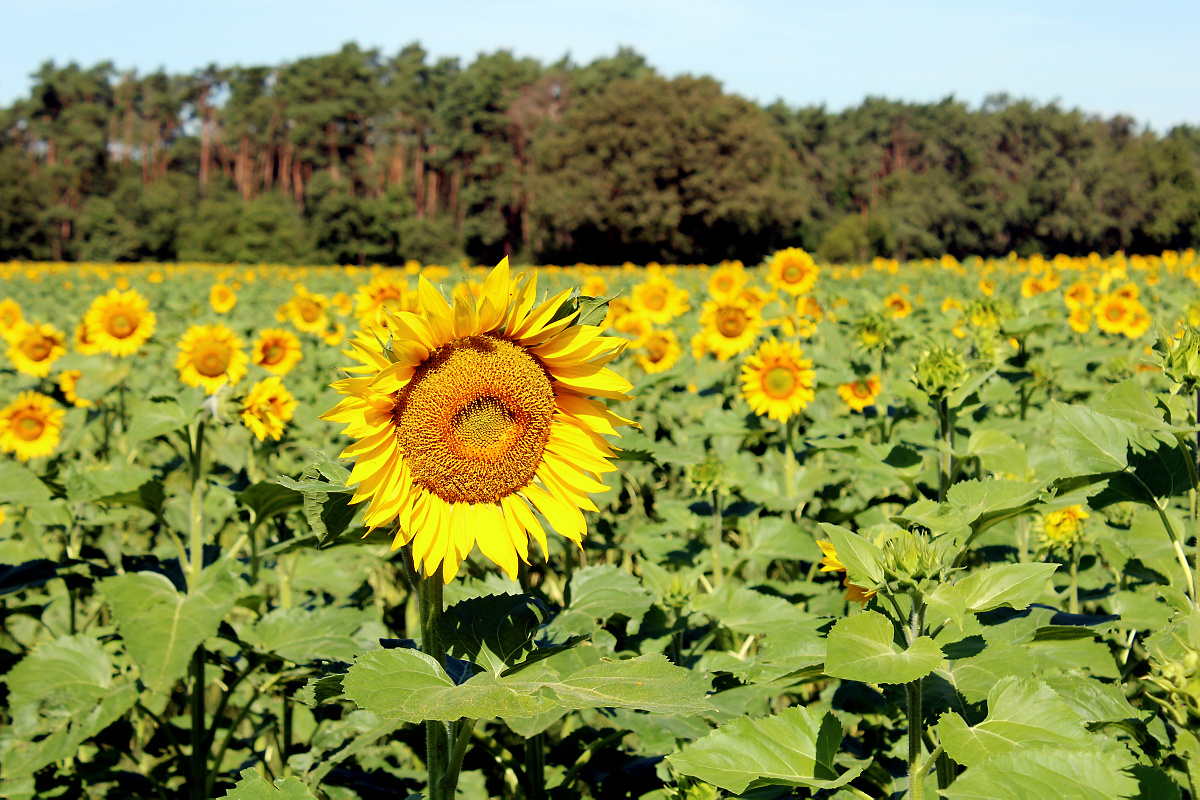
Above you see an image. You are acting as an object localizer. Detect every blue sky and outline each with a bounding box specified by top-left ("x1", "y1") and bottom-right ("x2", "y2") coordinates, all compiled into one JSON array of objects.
[{"x1": 3, "y1": 0, "x2": 1198, "y2": 132}]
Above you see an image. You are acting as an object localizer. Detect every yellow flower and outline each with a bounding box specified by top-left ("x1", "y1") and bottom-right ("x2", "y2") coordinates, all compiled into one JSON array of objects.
[
  {"x1": 251, "y1": 328, "x2": 303, "y2": 376},
  {"x1": 884, "y1": 292, "x2": 913, "y2": 319},
  {"x1": 1068, "y1": 307, "x2": 1091, "y2": 334},
  {"x1": 1124, "y1": 304, "x2": 1152, "y2": 339},
  {"x1": 1093, "y1": 294, "x2": 1132, "y2": 335},
  {"x1": 279, "y1": 286, "x2": 330, "y2": 333},
  {"x1": 0, "y1": 299, "x2": 24, "y2": 342},
  {"x1": 240, "y1": 377, "x2": 298, "y2": 442},
  {"x1": 59, "y1": 370, "x2": 92, "y2": 408},
  {"x1": 837, "y1": 375, "x2": 882, "y2": 412},
  {"x1": 1021, "y1": 276, "x2": 1047, "y2": 298},
  {"x1": 73, "y1": 321, "x2": 103, "y2": 355},
  {"x1": 84, "y1": 288, "x2": 157, "y2": 357},
  {"x1": 797, "y1": 295, "x2": 824, "y2": 323},
  {"x1": 321, "y1": 258, "x2": 635, "y2": 583},
  {"x1": 355, "y1": 273, "x2": 412, "y2": 321},
  {"x1": 332, "y1": 291, "x2": 355, "y2": 316},
  {"x1": 630, "y1": 268, "x2": 689, "y2": 325},
  {"x1": 1063, "y1": 281, "x2": 1095, "y2": 310},
  {"x1": 815, "y1": 540, "x2": 875, "y2": 602},
  {"x1": 323, "y1": 320, "x2": 347, "y2": 347},
  {"x1": 581, "y1": 275, "x2": 609, "y2": 298},
  {"x1": 210, "y1": 284, "x2": 237, "y2": 313},
  {"x1": 767, "y1": 248, "x2": 819, "y2": 296},
  {"x1": 979, "y1": 279, "x2": 996, "y2": 296},
  {"x1": 7, "y1": 322, "x2": 67, "y2": 377},
  {"x1": 707, "y1": 261, "x2": 746, "y2": 301},
  {"x1": 634, "y1": 329, "x2": 682, "y2": 374},
  {"x1": 1041, "y1": 505, "x2": 1089, "y2": 545},
  {"x1": 0, "y1": 391, "x2": 64, "y2": 461},
  {"x1": 698, "y1": 299, "x2": 763, "y2": 361},
  {"x1": 941, "y1": 297, "x2": 963, "y2": 314},
  {"x1": 176, "y1": 324, "x2": 248, "y2": 394},
  {"x1": 739, "y1": 337, "x2": 815, "y2": 423}
]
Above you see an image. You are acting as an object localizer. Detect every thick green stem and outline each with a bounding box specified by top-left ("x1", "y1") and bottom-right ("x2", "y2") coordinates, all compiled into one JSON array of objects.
[
  {"x1": 525, "y1": 731, "x2": 547, "y2": 800},
  {"x1": 416, "y1": 565, "x2": 454, "y2": 799},
  {"x1": 906, "y1": 595, "x2": 927, "y2": 799},
  {"x1": 190, "y1": 648, "x2": 206, "y2": 800},
  {"x1": 1068, "y1": 543, "x2": 1080, "y2": 614},
  {"x1": 937, "y1": 397, "x2": 952, "y2": 503},
  {"x1": 1156, "y1": 503, "x2": 1197, "y2": 607},
  {"x1": 442, "y1": 718, "x2": 477, "y2": 799},
  {"x1": 188, "y1": 420, "x2": 206, "y2": 590},
  {"x1": 711, "y1": 488, "x2": 724, "y2": 588}
]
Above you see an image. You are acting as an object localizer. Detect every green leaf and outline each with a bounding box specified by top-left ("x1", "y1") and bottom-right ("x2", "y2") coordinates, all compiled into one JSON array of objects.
[
  {"x1": 1051, "y1": 401, "x2": 1138, "y2": 474},
  {"x1": 221, "y1": 768, "x2": 318, "y2": 799},
  {"x1": 237, "y1": 482, "x2": 303, "y2": 530},
  {"x1": 956, "y1": 563, "x2": 1058, "y2": 613},
  {"x1": 99, "y1": 563, "x2": 241, "y2": 693},
  {"x1": 97, "y1": 480, "x2": 165, "y2": 517},
  {"x1": 938, "y1": 676, "x2": 1090, "y2": 767},
  {"x1": 743, "y1": 619, "x2": 828, "y2": 682},
  {"x1": 296, "y1": 674, "x2": 346, "y2": 707},
  {"x1": 539, "y1": 653, "x2": 712, "y2": 716},
  {"x1": 1095, "y1": 379, "x2": 1185, "y2": 434},
  {"x1": 691, "y1": 585, "x2": 809, "y2": 634},
  {"x1": 65, "y1": 463, "x2": 154, "y2": 504},
  {"x1": 824, "y1": 610, "x2": 944, "y2": 684},
  {"x1": 946, "y1": 479, "x2": 1045, "y2": 535},
  {"x1": 249, "y1": 607, "x2": 369, "y2": 663},
  {"x1": 127, "y1": 394, "x2": 191, "y2": 444},
  {"x1": 817, "y1": 524, "x2": 886, "y2": 586},
  {"x1": 560, "y1": 564, "x2": 653, "y2": 628},
  {"x1": 667, "y1": 706, "x2": 869, "y2": 793},
  {"x1": 439, "y1": 594, "x2": 547, "y2": 674},
  {"x1": 941, "y1": 748, "x2": 1139, "y2": 800},
  {"x1": 0, "y1": 461, "x2": 51, "y2": 506}
]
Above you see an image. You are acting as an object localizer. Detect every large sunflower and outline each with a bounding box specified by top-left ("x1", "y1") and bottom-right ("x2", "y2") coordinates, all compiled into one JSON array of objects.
[
  {"x1": 252, "y1": 328, "x2": 303, "y2": 376},
  {"x1": 7, "y1": 322, "x2": 67, "y2": 377},
  {"x1": 322, "y1": 259, "x2": 634, "y2": 582},
  {"x1": 0, "y1": 391, "x2": 65, "y2": 462},
  {"x1": 176, "y1": 324, "x2": 249, "y2": 394},
  {"x1": 767, "y1": 248, "x2": 820, "y2": 296},
  {"x1": 740, "y1": 337, "x2": 816, "y2": 422},
  {"x1": 84, "y1": 288, "x2": 157, "y2": 357}
]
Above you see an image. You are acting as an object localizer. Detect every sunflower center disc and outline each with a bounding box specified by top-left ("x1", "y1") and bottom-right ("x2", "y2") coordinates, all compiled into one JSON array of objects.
[
  {"x1": 782, "y1": 264, "x2": 802, "y2": 283},
  {"x1": 763, "y1": 366, "x2": 797, "y2": 399},
  {"x1": 25, "y1": 338, "x2": 50, "y2": 360},
  {"x1": 299, "y1": 302, "x2": 320, "y2": 322},
  {"x1": 644, "y1": 291, "x2": 666, "y2": 311},
  {"x1": 15, "y1": 413, "x2": 44, "y2": 441},
  {"x1": 264, "y1": 344, "x2": 283, "y2": 364},
  {"x1": 195, "y1": 346, "x2": 230, "y2": 377},
  {"x1": 645, "y1": 336, "x2": 668, "y2": 362},
  {"x1": 396, "y1": 334, "x2": 554, "y2": 504},
  {"x1": 110, "y1": 312, "x2": 134, "y2": 337},
  {"x1": 716, "y1": 308, "x2": 747, "y2": 338}
]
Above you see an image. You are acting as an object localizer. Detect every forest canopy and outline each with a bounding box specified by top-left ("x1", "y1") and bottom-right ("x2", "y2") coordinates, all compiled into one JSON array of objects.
[{"x1": 1, "y1": 42, "x2": 1197, "y2": 266}]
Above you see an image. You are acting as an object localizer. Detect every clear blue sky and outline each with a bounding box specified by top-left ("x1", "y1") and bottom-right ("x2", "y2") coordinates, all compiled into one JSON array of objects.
[{"x1": 3, "y1": 0, "x2": 1198, "y2": 132}]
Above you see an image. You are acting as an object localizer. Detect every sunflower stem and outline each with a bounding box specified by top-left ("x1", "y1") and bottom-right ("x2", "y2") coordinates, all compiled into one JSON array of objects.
[
  {"x1": 416, "y1": 565, "x2": 455, "y2": 799},
  {"x1": 937, "y1": 396, "x2": 952, "y2": 504},
  {"x1": 711, "y1": 488, "x2": 724, "y2": 588},
  {"x1": 1067, "y1": 542, "x2": 1080, "y2": 615},
  {"x1": 905, "y1": 594, "x2": 927, "y2": 800},
  {"x1": 189, "y1": 647, "x2": 207, "y2": 800},
  {"x1": 525, "y1": 731, "x2": 547, "y2": 800},
  {"x1": 187, "y1": 419, "x2": 206, "y2": 591}
]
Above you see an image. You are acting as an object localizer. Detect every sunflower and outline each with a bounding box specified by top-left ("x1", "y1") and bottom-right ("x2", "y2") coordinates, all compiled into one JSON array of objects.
[
  {"x1": 1068, "y1": 307, "x2": 1091, "y2": 334},
  {"x1": 7, "y1": 322, "x2": 67, "y2": 377},
  {"x1": 740, "y1": 338, "x2": 815, "y2": 422},
  {"x1": 176, "y1": 324, "x2": 249, "y2": 394},
  {"x1": 240, "y1": 377, "x2": 298, "y2": 442},
  {"x1": 0, "y1": 391, "x2": 65, "y2": 462},
  {"x1": 698, "y1": 299, "x2": 763, "y2": 361},
  {"x1": 837, "y1": 375, "x2": 882, "y2": 412},
  {"x1": 581, "y1": 275, "x2": 609, "y2": 298},
  {"x1": 1062, "y1": 281, "x2": 1095, "y2": 310},
  {"x1": 1124, "y1": 304, "x2": 1152, "y2": 339},
  {"x1": 884, "y1": 292, "x2": 913, "y2": 319},
  {"x1": 73, "y1": 321, "x2": 103, "y2": 355},
  {"x1": 816, "y1": 539, "x2": 875, "y2": 602},
  {"x1": 279, "y1": 286, "x2": 330, "y2": 333},
  {"x1": 941, "y1": 297, "x2": 963, "y2": 314},
  {"x1": 321, "y1": 258, "x2": 634, "y2": 583},
  {"x1": 1020, "y1": 276, "x2": 1047, "y2": 298},
  {"x1": 1093, "y1": 294, "x2": 1132, "y2": 335},
  {"x1": 59, "y1": 370, "x2": 92, "y2": 408},
  {"x1": 0, "y1": 299, "x2": 24, "y2": 342},
  {"x1": 84, "y1": 288, "x2": 157, "y2": 357},
  {"x1": 210, "y1": 284, "x2": 237, "y2": 313},
  {"x1": 707, "y1": 261, "x2": 746, "y2": 301},
  {"x1": 630, "y1": 268, "x2": 689, "y2": 325},
  {"x1": 767, "y1": 248, "x2": 819, "y2": 296},
  {"x1": 355, "y1": 274, "x2": 412, "y2": 321},
  {"x1": 1039, "y1": 505, "x2": 1088, "y2": 547},
  {"x1": 252, "y1": 328, "x2": 303, "y2": 376},
  {"x1": 634, "y1": 329, "x2": 682, "y2": 374},
  {"x1": 323, "y1": 320, "x2": 347, "y2": 347},
  {"x1": 797, "y1": 295, "x2": 824, "y2": 323}
]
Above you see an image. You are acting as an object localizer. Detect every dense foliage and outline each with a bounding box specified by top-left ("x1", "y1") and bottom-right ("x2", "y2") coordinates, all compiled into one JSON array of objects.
[
  {"x1": 2, "y1": 43, "x2": 1198, "y2": 266},
  {"x1": 4, "y1": 251, "x2": 1200, "y2": 799}
]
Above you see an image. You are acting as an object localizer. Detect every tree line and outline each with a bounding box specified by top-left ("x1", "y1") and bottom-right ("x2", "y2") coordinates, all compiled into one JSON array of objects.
[{"x1": 1, "y1": 42, "x2": 1197, "y2": 266}]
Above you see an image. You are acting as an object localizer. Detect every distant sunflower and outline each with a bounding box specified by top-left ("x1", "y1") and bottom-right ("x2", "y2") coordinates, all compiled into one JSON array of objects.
[
  {"x1": 0, "y1": 299, "x2": 24, "y2": 342},
  {"x1": 84, "y1": 288, "x2": 157, "y2": 357},
  {"x1": 698, "y1": 299, "x2": 762, "y2": 361},
  {"x1": 634, "y1": 329, "x2": 682, "y2": 374},
  {"x1": 767, "y1": 248, "x2": 819, "y2": 296},
  {"x1": 240, "y1": 376, "x2": 298, "y2": 441},
  {"x1": 1093, "y1": 294, "x2": 1132, "y2": 335},
  {"x1": 58, "y1": 370, "x2": 92, "y2": 408},
  {"x1": 252, "y1": 328, "x2": 303, "y2": 376},
  {"x1": 0, "y1": 391, "x2": 65, "y2": 462},
  {"x1": 740, "y1": 338, "x2": 815, "y2": 423},
  {"x1": 280, "y1": 286, "x2": 330, "y2": 333},
  {"x1": 978, "y1": 279, "x2": 996, "y2": 296},
  {"x1": 73, "y1": 322, "x2": 103, "y2": 355},
  {"x1": 884, "y1": 292, "x2": 913, "y2": 319},
  {"x1": 707, "y1": 261, "x2": 746, "y2": 301},
  {"x1": 355, "y1": 274, "x2": 411, "y2": 322},
  {"x1": 816, "y1": 539, "x2": 875, "y2": 603},
  {"x1": 581, "y1": 275, "x2": 609, "y2": 298},
  {"x1": 322, "y1": 320, "x2": 347, "y2": 347},
  {"x1": 7, "y1": 323, "x2": 67, "y2": 377},
  {"x1": 210, "y1": 284, "x2": 237, "y2": 313},
  {"x1": 837, "y1": 375, "x2": 882, "y2": 412},
  {"x1": 1062, "y1": 281, "x2": 1095, "y2": 310},
  {"x1": 1068, "y1": 307, "x2": 1091, "y2": 334},
  {"x1": 321, "y1": 258, "x2": 634, "y2": 583},
  {"x1": 630, "y1": 268, "x2": 689, "y2": 325},
  {"x1": 176, "y1": 324, "x2": 248, "y2": 394},
  {"x1": 1124, "y1": 304, "x2": 1152, "y2": 339}
]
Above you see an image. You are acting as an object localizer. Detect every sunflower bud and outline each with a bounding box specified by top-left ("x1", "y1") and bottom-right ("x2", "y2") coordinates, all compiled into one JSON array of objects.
[
  {"x1": 882, "y1": 530, "x2": 943, "y2": 585},
  {"x1": 912, "y1": 343, "x2": 968, "y2": 399},
  {"x1": 853, "y1": 313, "x2": 895, "y2": 356},
  {"x1": 688, "y1": 454, "x2": 724, "y2": 494},
  {"x1": 1155, "y1": 324, "x2": 1200, "y2": 392},
  {"x1": 1146, "y1": 634, "x2": 1200, "y2": 725}
]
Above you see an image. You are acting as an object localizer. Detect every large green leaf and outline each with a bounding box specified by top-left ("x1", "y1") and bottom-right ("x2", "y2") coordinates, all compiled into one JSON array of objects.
[
  {"x1": 65, "y1": 463, "x2": 155, "y2": 504},
  {"x1": 249, "y1": 607, "x2": 370, "y2": 663},
  {"x1": 1051, "y1": 401, "x2": 1138, "y2": 474},
  {"x1": 221, "y1": 768, "x2": 317, "y2": 799},
  {"x1": 691, "y1": 584, "x2": 809, "y2": 634},
  {"x1": 344, "y1": 649, "x2": 710, "y2": 722},
  {"x1": 667, "y1": 706, "x2": 868, "y2": 793},
  {"x1": 938, "y1": 676, "x2": 1090, "y2": 767},
  {"x1": 955, "y1": 563, "x2": 1058, "y2": 613},
  {"x1": 236, "y1": 481, "x2": 303, "y2": 530},
  {"x1": 550, "y1": 564, "x2": 654, "y2": 635},
  {"x1": 941, "y1": 748, "x2": 1139, "y2": 800},
  {"x1": 439, "y1": 593, "x2": 547, "y2": 674},
  {"x1": 126, "y1": 394, "x2": 191, "y2": 444},
  {"x1": 99, "y1": 563, "x2": 241, "y2": 692},
  {"x1": 817, "y1": 524, "x2": 885, "y2": 586},
  {"x1": 0, "y1": 461, "x2": 51, "y2": 506},
  {"x1": 824, "y1": 610, "x2": 943, "y2": 685}
]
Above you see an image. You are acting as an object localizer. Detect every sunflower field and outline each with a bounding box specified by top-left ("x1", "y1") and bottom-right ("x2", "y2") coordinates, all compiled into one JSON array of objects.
[{"x1": 3, "y1": 248, "x2": 1200, "y2": 800}]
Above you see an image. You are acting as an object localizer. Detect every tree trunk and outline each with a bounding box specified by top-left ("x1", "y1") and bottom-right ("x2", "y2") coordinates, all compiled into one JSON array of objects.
[{"x1": 414, "y1": 145, "x2": 425, "y2": 218}]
